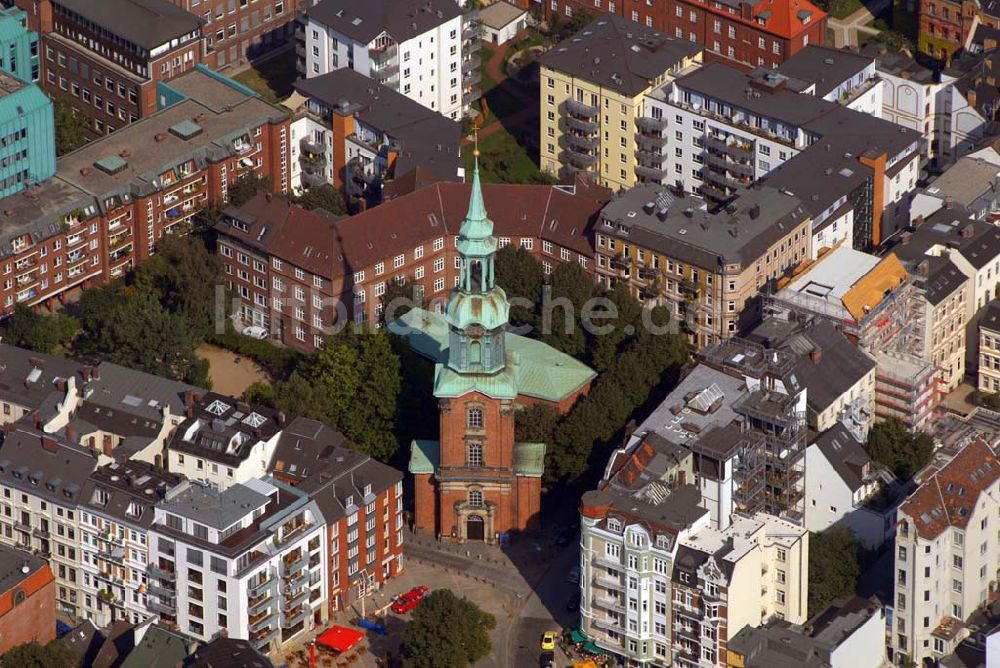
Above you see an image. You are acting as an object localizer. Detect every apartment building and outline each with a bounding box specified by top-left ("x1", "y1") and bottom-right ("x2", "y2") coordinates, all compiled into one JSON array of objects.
[
  {"x1": 147, "y1": 478, "x2": 328, "y2": 656},
  {"x1": 893, "y1": 440, "x2": 1000, "y2": 665},
  {"x1": 216, "y1": 179, "x2": 609, "y2": 351},
  {"x1": 166, "y1": 0, "x2": 298, "y2": 69},
  {"x1": 0, "y1": 66, "x2": 291, "y2": 317},
  {"x1": 595, "y1": 183, "x2": 811, "y2": 346},
  {"x1": 774, "y1": 45, "x2": 882, "y2": 115},
  {"x1": 628, "y1": 337, "x2": 809, "y2": 529},
  {"x1": 166, "y1": 391, "x2": 283, "y2": 489},
  {"x1": 299, "y1": 0, "x2": 475, "y2": 120},
  {"x1": 579, "y1": 466, "x2": 710, "y2": 664},
  {"x1": 18, "y1": 0, "x2": 205, "y2": 138},
  {"x1": 0, "y1": 343, "x2": 82, "y2": 424},
  {"x1": 77, "y1": 460, "x2": 182, "y2": 628},
  {"x1": 546, "y1": 0, "x2": 826, "y2": 71},
  {"x1": 537, "y1": 15, "x2": 702, "y2": 190},
  {"x1": 0, "y1": 544, "x2": 55, "y2": 655},
  {"x1": 0, "y1": 5, "x2": 39, "y2": 83},
  {"x1": 726, "y1": 596, "x2": 887, "y2": 668},
  {"x1": 978, "y1": 301, "x2": 1000, "y2": 393},
  {"x1": 289, "y1": 68, "x2": 461, "y2": 207},
  {"x1": 646, "y1": 63, "x2": 921, "y2": 248},
  {"x1": 0, "y1": 424, "x2": 97, "y2": 618},
  {"x1": 672, "y1": 514, "x2": 808, "y2": 667},
  {"x1": 0, "y1": 71, "x2": 54, "y2": 198},
  {"x1": 910, "y1": 151, "x2": 1000, "y2": 222},
  {"x1": 273, "y1": 418, "x2": 405, "y2": 612}
]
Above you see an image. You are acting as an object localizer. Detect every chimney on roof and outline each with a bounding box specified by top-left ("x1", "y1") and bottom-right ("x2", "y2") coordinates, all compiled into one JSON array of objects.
[
  {"x1": 917, "y1": 259, "x2": 930, "y2": 275},
  {"x1": 901, "y1": 231, "x2": 912, "y2": 245},
  {"x1": 749, "y1": 204, "x2": 760, "y2": 219},
  {"x1": 32, "y1": 412, "x2": 41, "y2": 430},
  {"x1": 65, "y1": 423, "x2": 74, "y2": 442},
  {"x1": 810, "y1": 347, "x2": 822, "y2": 364},
  {"x1": 92, "y1": 366, "x2": 100, "y2": 381},
  {"x1": 265, "y1": 192, "x2": 272, "y2": 202},
  {"x1": 41, "y1": 435, "x2": 57, "y2": 453},
  {"x1": 102, "y1": 437, "x2": 113, "y2": 458},
  {"x1": 945, "y1": 196, "x2": 954, "y2": 209},
  {"x1": 914, "y1": 214, "x2": 925, "y2": 227},
  {"x1": 154, "y1": 133, "x2": 167, "y2": 143},
  {"x1": 277, "y1": 411, "x2": 287, "y2": 426},
  {"x1": 185, "y1": 389, "x2": 194, "y2": 408}
]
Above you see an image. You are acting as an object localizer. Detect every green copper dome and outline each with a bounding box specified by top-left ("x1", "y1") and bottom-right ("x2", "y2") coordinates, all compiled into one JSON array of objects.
[
  {"x1": 446, "y1": 286, "x2": 511, "y2": 332},
  {"x1": 456, "y1": 158, "x2": 498, "y2": 259}
]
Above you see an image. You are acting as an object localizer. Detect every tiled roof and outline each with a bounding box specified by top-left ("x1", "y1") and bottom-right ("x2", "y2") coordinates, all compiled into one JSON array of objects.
[
  {"x1": 841, "y1": 253, "x2": 909, "y2": 320},
  {"x1": 900, "y1": 440, "x2": 1000, "y2": 540}
]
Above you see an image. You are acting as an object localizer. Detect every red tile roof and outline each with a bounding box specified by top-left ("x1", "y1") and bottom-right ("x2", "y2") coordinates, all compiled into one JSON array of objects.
[
  {"x1": 220, "y1": 181, "x2": 610, "y2": 280},
  {"x1": 693, "y1": 0, "x2": 826, "y2": 40},
  {"x1": 900, "y1": 440, "x2": 1000, "y2": 540}
]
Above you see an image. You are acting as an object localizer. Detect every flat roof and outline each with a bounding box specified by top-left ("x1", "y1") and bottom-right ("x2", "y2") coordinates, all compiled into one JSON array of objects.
[
  {"x1": 163, "y1": 67, "x2": 255, "y2": 112},
  {"x1": 0, "y1": 70, "x2": 25, "y2": 98},
  {"x1": 477, "y1": 1, "x2": 526, "y2": 30},
  {"x1": 776, "y1": 45, "x2": 873, "y2": 98},
  {"x1": 54, "y1": 0, "x2": 203, "y2": 52},
  {"x1": 159, "y1": 480, "x2": 270, "y2": 531},
  {"x1": 785, "y1": 246, "x2": 881, "y2": 301},
  {"x1": 635, "y1": 363, "x2": 745, "y2": 446}
]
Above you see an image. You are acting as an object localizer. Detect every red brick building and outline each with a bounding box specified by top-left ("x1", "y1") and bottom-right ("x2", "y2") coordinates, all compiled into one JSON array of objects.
[
  {"x1": 544, "y1": 0, "x2": 827, "y2": 70},
  {"x1": 398, "y1": 161, "x2": 596, "y2": 542},
  {"x1": 0, "y1": 545, "x2": 56, "y2": 655},
  {"x1": 215, "y1": 177, "x2": 611, "y2": 351},
  {"x1": 0, "y1": 67, "x2": 290, "y2": 316},
  {"x1": 267, "y1": 417, "x2": 405, "y2": 612}
]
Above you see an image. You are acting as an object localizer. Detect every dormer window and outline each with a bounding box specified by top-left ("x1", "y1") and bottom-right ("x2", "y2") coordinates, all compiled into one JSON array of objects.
[
  {"x1": 94, "y1": 488, "x2": 109, "y2": 506},
  {"x1": 607, "y1": 518, "x2": 622, "y2": 532},
  {"x1": 126, "y1": 501, "x2": 143, "y2": 519}
]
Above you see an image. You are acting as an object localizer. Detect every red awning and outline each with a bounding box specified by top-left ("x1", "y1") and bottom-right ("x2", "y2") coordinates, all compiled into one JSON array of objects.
[{"x1": 315, "y1": 625, "x2": 365, "y2": 653}]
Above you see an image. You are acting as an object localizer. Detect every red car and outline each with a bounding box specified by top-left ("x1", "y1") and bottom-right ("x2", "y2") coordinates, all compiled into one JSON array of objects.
[{"x1": 391, "y1": 586, "x2": 429, "y2": 614}]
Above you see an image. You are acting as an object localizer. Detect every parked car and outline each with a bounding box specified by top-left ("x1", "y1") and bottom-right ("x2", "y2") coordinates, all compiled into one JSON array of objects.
[
  {"x1": 541, "y1": 631, "x2": 558, "y2": 651},
  {"x1": 566, "y1": 590, "x2": 581, "y2": 611},
  {"x1": 539, "y1": 650, "x2": 556, "y2": 667},
  {"x1": 391, "y1": 585, "x2": 430, "y2": 614},
  {"x1": 567, "y1": 565, "x2": 581, "y2": 584},
  {"x1": 242, "y1": 325, "x2": 267, "y2": 339}
]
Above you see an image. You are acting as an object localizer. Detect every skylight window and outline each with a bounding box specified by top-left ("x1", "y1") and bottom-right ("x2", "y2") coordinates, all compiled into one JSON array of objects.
[
  {"x1": 242, "y1": 412, "x2": 267, "y2": 429},
  {"x1": 206, "y1": 399, "x2": 230, "y2": 416}
]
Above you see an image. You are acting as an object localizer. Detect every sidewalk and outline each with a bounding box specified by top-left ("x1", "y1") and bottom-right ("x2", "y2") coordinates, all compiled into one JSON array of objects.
[{"x1": 827, "y1": 0, "x2": 890, "y2": 47}]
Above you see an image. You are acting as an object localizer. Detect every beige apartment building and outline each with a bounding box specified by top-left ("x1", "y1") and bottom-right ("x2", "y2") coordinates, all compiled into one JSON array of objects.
[
  {"x1": 538, "y1": 15, "x2": 701, "y2": 191},
  {"x1": 595, "y1": 184, "x2": 811, "y2": 347},
  {"x1": 979, "y1": 302, "x2": 1000, "y2": 394},
  {"x1": 893, "y1": 440, "x2": 1000, "y2": 665},
  {"x1": 912, "y1": 257, "x2": 972, "y2": 393}
]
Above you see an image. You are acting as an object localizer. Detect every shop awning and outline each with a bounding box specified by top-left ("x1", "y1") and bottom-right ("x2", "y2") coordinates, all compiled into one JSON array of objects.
[
  {"x1": 316, "y1": 625, "x2": 364, "y2": 653},
  {"x1": 570, "y1": 628, "x2": 588, "y2": 644},
  {"x1": 582, "y1": 640, "x2": 606, "y2": 655}
]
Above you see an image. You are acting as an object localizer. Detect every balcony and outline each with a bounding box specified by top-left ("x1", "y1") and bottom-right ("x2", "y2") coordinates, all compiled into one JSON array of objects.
[
  {"x1": 635, "y1": 148, "x2": 667, "y2": 164},
  {"x1": 99, "y1": 546, "x2": 125, "y2": 563},
  {"x1": 637, "y1": 116, "x2": 669, "y2": 133},
  {"x1": 705, "y1": 152, "x2": 753, "y2": 178},
  {"x1": 282, "y1": 606, "x2": 309, "y2": 629},
  {"x1": 705, "y1": 134, "x2": 753, "y2": 160},
  {"x1": 462, "y1": 54, "x2": 481, "y2": 72},
  {"x1": 564, "y1": 147, "x2": 598, "y2": 168},
  {"x1": 593, "y1": 574, "x2": 622, "y2": 589},
  {"x1": 565, "y1": 115, "x2": 598, "y2": 134},
  {"x1": 639, "y1": 266, "x2": 659, "y2": 281},
  {"x1": 464, "y1": 83, "x2": 482, "y2": 103},
  {"x1": 564, "y1": 98, "x2": 599, "y2": 118},
  {"x1": 635, "y1": 132, "x2": 667, "y2": 150},
  {"x1": 301, "y1": 170, "x2": 327, "y2": 188},
  {"x1": 254, "y1": 627, "x2": 278, "y2": 652},
  {"x1": 591, "y1": 617, "x2": 624, "y2": 633},
  {"x1": 463, "y1": 69, "x2": 482, "y2": 87},
  {"x1": 147, "y1": 581, "x2": 174, "y2": 599},
  {"x1": 147, "y1": 598, "x2": 176, "y2": 615},
  {"x1": 591, "y1": 555, "x2": 623, "y2": 571},
  {"x1": 281, "y1": 552, "x2": 309, "y2": 576},
  {"x1": 147, "y1": 564, "x2": 176, "y2": 582},
  {"x1": 635, "y1": 164, "x2": 667, "y2": 181},
  {"x1": 699, "y1": 182, "x2": 730, "y2": 201},
  {"x1": 249, "y1": 574, "x2": 276, "y2": 598},
  {"x1": 250, "y1": 609, "x2": 278, "y2": 632},
  {"x1": 300, "y1": 137, "x2": 324, "y2": 155},
  {"x1": 284, "y1": 588, "x2": 309, "y2": 610},
  {"x1": 703, "y1": 168, "x2": 746, "y2": 191},
  {"x1": 565, "y1": 133, "x2": 599, "y2": 151},
  {"x1": 592, "y1": 596, "x2": 626, "y2": 614}
]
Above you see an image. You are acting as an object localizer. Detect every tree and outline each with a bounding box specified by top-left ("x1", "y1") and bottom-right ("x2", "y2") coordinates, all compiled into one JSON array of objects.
[
  {"x1": 541, "y1": 261, "x2": 596, "y2": 359},
  {"x1": 293, "y1": 184, "x2": 347, "y2": 216},
  {"x1": 808, "y1": 526, "x2": 861, "y2": 616},
  {"x1": 865, "y1": 418, "x2": 934, "y2": 480},
  {"x1": 227, "y1": 173, "x2": 272, "y2": 207},
  {"x1": 53, "y1": 99, "x2": 88, "y2": 156},
  {"x1": 1, "y1": 639, "x2": 79, "y2": 668},
  {"x1": 3, "y1": 304, "x2": 79, "y2": 354},
  {"x1": 494, "y1": 245, "x2": 542, "y2": 328},
  {"x1": 589, "y1": 281, "x2": 642, "y2": 373},
  {"x1": 134, "y1": 234, "x2": 221, "y2": 339},
  {"x1": 515, "y1": 404, "x2": 560, "y2": 443},
  {"x1": 336, "y1": 326, "x2": 401, "y2": 461},
  {"x1": 381, "y1": 278, "x2": 426, "y2": 325},
  {"x1": 401, "y1": 589, "x2": 496, "y2": 668}
]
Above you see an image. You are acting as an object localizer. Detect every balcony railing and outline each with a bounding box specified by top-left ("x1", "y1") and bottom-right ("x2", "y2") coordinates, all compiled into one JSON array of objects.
[
  {"x1": 300, "y1": 137, "x2": 324, "y2": 155},
  {"x1": 250, "y1": 610, "x2": 278, "y2": 632},
  {"x1": 564, "y1": 147, "x2": 599, "y2": 167},
  {"x1": 637, "y1": 116, "x2": 669, "y2": 132},
  {"x1": 591, "y1": 556, "x2": 623, "y2": 571},
  {"x1": 281, "y1": 553, "x2": 309, "y2": 576},
  {"x1": 147, "y1": 598, "x2": 176, "y2": 615},
  {"x1": 566, "y1": 116, "x2": 598, "y2": 134},
  {"x1": 462, "y1": 54, "x2": 481, "y2": 72},
  {"x1": 592, "y1": 596, "x2": 626, "y2": 614},
  {"x1": 636, "y1": 148, "x2": 667, "y2": 164},
  {"x1": 635, "y1": 132, "x2": 668, "y2": 149},
  {"x1": 705, "y1": 134, "x2": 753, "y2": 160},
  {"x1": 565, "y1": 98, "x2": 599, "y2": 118},
  {"x1": 635, "y1": 164, "x2": 668, "y2": 181},
  {"x1": 147, "y1": 564, "x2": 176, "y2": 581},
  {"x1": 565, "y1": 133, "x2": 599, "y2": 151},
  {"x1": 282, "y1": 606, "x2": 310, "y2": 628}
]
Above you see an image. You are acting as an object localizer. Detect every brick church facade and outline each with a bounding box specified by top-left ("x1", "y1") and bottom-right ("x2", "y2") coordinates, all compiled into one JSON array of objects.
[{"x1": 396, "y1": 157, "x2": 595, "y2": 543}]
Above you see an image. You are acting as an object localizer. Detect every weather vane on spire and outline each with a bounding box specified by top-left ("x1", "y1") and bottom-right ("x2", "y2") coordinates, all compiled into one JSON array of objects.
[{"x1": 473, "y1": 127, "x2": 480, "y2": 158}]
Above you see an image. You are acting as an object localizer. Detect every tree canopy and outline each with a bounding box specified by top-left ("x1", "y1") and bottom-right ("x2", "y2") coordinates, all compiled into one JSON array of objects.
[
  {"x1": 401, "y1": 589, "x2": 496, "y2": 668},
  {"x1": 53, "y1": 99, "x2": 88, "y2": 156},
  {"x1": 3, "y1": 304, "x2": 78, "y2": 354},
  {"x1": 494, "y1": 245, "x2": 542, "y2": 329},
  {"x1": 1, "y1": 640, "x2": 79, "y2": 668},
  {"x1": 293, "y1": 184, "x2": 347, "y2": 216},
  {"x1": 227, "y1": 173, "x2": 272, "y2": 207},
  {"x1": 808, "y1": 526, "x2": 861, "y2": 617},
  {"x1": 865, "y1": 418, "x2": 934, "y2": 481}
]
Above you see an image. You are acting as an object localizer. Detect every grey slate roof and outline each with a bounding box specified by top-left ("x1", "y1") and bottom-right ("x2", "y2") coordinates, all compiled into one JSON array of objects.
[
  {"x1": 598, "y1": 184, "x2": 808, "y2": 270},
  {"x1": 119, "y1": 625, "x2": 192, "y2": 668},
  {"x1": 167, "y1": 392, "x2": 282, "y2": 466},
  {"x1": 727, "y1": 623, "x2": 833, "y2": 667},
  {"x1": 861, "y1": 43, "x2": 936, "y2": 83},
  {"x1": 0, "y1": 344, "x2": 83, "y2": 416},
  {"x1": 779, "y1": 319, "x2": 876, "y2": 415},
  {"x1": 922, "y1": 156, "x2": 1000, "y2": 210},
  {"x1": 0, "y1": 425, "x2": 97, "y2": 506},
  {"x1": 307, "y1": 0, "x2": 463, "y2": 45},
  {"x1": 918, "y1": 257, "x2": 967, "y2": 306},
  {"x1": 812, "y1": 424, "x2": 872, "y2": 492},
  {"x1": 81, "y1": 461, "x2": 183, "y2": 529},
  {"x1": 0, "y1": 542, "x2": 48, "y2": 595},
  {"x1": 538, "y1": 15, "x2": 701, "y2": 97},
  {"x1": 895, "y1": 207, "x2": 1000, "y2": 271},
  {"x1": 294, "y1": 69, "x2": 461, "y2": 183},
  {"x1": 776, "y1": 45, "x2": 874, "y2": 98},
  {"x1": 764, "y1": 137, "x2": 872, "y2": 218},
  {"x1": 583, "y1": 484, "x2": 707, "y2": 538},
  {"x1": 980, "y1": 300, "x2": 1000, "y2": 333},
  {"x1": 83, "y1": 361, "x2": 197, "y2": 425},
  {"x1": 54, "y1": 0, "x2": 203, "y2": 52},
  {"x1": 158, "y1": 480, "x2": 269, "y2": 531},
  {"x1": 187, "y1": 638, "x2": 274, "y2": 667}
]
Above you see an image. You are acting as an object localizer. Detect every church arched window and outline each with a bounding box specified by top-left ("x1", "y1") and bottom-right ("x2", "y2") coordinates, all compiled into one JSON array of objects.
[
  {"x1": 467, "y1": 443, "x2": 483, "y2": 468},
  {"x1": 469, "y1": 490, "x2": 484, "y2": 507},
  {"x1": 467, "y1": 407, "x2": 484, "y2": 429}
]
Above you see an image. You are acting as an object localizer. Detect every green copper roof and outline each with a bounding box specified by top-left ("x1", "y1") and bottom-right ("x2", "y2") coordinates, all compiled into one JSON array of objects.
[
  {"x1": 458, "y1": 158, "x2": 495, "y2": 245},
  {"x1": 409, "y1": 439, "x2": 439, "y2": 475},
  {"x1": 513, "y1": 442, "x2": 546, "y2": 477},
  {"x1": 390, "y1": 308, "x2": 596, "y2": 402},
  {"x1": 445, "y1": 287, "x2": 510, "y2": 331}
]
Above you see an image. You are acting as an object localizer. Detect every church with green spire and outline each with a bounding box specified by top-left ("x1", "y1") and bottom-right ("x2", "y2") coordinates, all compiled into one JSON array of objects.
[{"x1": 390, "y1": 158, "x2": 595, "y2": 542}]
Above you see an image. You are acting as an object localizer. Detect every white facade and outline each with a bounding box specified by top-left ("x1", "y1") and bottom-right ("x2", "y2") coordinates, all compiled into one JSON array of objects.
[
  {"x1": 827, "y1": 604, "x2": 887, "y2": 668},
  {"x1": 811, "y1": 202, "x2": 854, "y2": 259},
  {"x1": 289, "y1": 115, "x2": 334, "y2": 194},
  {"x1": 147, "y1": 478, "x2": 328, "y2": 656},
  {"x1": 167, "y1": 427, "x2": 281, "y2": 490},
  {"x1": 301, "y1": 13, "x2": 468, "y2": 120},
  {"x1": 802, "y1": 438, "x2": 880, "y2": 539}
]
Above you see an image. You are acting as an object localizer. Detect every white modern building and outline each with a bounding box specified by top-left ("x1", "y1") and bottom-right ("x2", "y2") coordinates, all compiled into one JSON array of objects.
[
  {"x1": 147, "y1": 478, "x2": 328, "y2": 657},
  {"x1": 299, "y1": 0, "x2": 478, "y2": 120}
]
